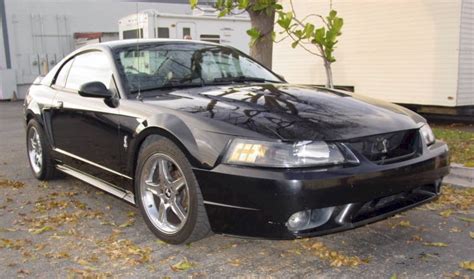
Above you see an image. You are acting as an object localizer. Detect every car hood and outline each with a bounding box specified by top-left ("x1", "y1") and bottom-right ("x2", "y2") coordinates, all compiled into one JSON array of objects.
[{"x1": 141, "y1": 84, "x2": 425, "y2": 141}]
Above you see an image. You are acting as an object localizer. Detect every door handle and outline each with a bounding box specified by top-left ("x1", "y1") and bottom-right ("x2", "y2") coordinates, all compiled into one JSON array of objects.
[{"x1": 52, "y1": 101, "x2": 63, "y2": 109}]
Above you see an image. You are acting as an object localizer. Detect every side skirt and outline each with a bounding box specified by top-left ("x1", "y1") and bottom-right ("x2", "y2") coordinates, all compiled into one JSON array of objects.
[{"x1": 56, "y1": 164, "x2": 135, "y2": 205}]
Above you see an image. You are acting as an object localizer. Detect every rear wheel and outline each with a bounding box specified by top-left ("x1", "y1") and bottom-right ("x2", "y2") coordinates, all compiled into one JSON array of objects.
[
  {"x1": 26, "y1": 120, "x2": 56, "y2": 180},
  {"x1": 135, "y1": 137, "x2": 211, "y2": 244}
]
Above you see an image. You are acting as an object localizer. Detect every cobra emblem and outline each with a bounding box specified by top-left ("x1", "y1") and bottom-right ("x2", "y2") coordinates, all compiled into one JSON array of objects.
[{"x1": 373, "y1": 137, "x2": 389, "y2": 154}]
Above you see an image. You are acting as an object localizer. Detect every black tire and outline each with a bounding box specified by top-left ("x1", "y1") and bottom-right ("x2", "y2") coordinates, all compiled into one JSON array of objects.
[
  {"x1": 26, "y1": 119, "x2": 56, "y2": 180},
  {"x1": 135, "y1": 136, "x2": 211, "y2": 244}
]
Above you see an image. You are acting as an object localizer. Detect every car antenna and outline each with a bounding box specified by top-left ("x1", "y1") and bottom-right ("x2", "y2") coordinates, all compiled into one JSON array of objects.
[{"x1": 135, "y1": 3, "x2": 143, "y2": 102}]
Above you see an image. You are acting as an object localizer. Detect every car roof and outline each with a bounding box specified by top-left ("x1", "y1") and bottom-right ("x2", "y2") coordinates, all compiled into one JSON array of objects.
[{"x1": 83, "y1": 39, "x2": 223, "y2": 50}]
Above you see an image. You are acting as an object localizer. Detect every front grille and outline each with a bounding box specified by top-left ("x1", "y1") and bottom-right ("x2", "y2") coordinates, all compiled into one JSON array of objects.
[{"x1": 345, "y1": 129, "x2": 421, "y2": 165}]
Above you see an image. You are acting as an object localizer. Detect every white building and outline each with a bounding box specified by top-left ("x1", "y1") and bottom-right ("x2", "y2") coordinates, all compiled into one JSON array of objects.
[
  {"x1": 0, "y1": 0, "x2": 202, "y2": 99},
  {"x1": 273, "y1": 0, "x2": 473, "y2": 112},
  {"x1": 118, "y1": 9, "x2": 250, "y2": 53}
]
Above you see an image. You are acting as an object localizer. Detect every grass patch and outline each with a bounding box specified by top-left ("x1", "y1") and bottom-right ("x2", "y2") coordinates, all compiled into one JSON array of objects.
[{"x1": 432, "y1": 125, "x2": 474, "y2": 166}]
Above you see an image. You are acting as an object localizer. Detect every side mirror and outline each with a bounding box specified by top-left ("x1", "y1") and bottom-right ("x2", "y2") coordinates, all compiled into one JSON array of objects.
[{"x1": 78, "y1": 81, "x2": 112, "y2": 99}]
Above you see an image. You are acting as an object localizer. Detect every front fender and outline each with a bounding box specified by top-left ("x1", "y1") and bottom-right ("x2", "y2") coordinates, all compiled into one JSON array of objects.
[
  {"x1": 131, "y1": 113, "x2": 200, "y2": 164},
  {"x1": 125, "y1": 113, "x2": 232, "y2": 176}
]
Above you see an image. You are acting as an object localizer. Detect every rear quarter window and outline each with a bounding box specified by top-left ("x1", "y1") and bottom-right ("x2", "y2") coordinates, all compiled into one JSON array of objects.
[{"x1": 54, "y1": 59, "x2": 74, "y2": 88}]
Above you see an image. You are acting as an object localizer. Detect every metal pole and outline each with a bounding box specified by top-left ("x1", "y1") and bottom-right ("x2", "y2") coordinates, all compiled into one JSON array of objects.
[{"x1": 0, "y1": 0, "x2": 11, "y2": 69}]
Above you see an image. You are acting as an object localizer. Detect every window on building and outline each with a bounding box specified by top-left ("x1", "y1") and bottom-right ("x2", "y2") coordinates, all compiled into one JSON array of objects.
[
  {"x1": 183, "y1": 27, "x2": 191, "y2": 37},
  {"x1": 200, "y1": 34, "x2": 220, "y2": 44},
  {"x1": 157, "y1": 27, "x2": 170, "y2": 38},
  {"x1": 123, "y1": 28, "x2": 143, "y2": 39},
  {"x1": 65, "y1": 51, "x2": 112, "y2": 91}
]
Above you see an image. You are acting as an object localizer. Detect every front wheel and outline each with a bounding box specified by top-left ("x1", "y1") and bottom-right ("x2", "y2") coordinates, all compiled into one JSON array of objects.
[
  {"x1": 135, "y1": 137, "x2": 211, "y2": 244},
  {"x1": 26, "y1": 120, "x2": 56, "y2": 180}
]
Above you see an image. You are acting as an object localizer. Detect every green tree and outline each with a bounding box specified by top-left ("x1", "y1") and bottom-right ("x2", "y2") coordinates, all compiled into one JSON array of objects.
[
  {"x1": 276, "y1": 4, "x2": 343, "y2": 88},
  {"x1": 190, "y1": 0, "x2": 343, "y2": 88},
  {"x1": 190, "y1": 0, "x2": 281, "y2": 69}
]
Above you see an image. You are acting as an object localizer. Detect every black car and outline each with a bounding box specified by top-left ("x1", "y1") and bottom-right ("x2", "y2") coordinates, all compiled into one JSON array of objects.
[{"x1": 24, "y1": 40, "x2": 449, "y2": 244}]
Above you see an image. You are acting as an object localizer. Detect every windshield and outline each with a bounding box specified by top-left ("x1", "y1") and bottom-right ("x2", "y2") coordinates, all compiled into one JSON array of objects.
[{"x1": 115, "y1": 43, "x2": 283, "y2": 93}]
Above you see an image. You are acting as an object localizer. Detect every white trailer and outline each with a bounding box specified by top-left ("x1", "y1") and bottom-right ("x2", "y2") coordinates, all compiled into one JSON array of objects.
[
  {"x1": 118, "y1": 9, "x2": 251, "y2": 54},
  {"x1": 273, "y1": 0, "x2": 473, "y2": 115}
]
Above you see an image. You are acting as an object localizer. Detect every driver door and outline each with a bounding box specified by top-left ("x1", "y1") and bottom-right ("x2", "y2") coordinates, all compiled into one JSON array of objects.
[{"x1": 49, "y1": 51, "x2": 126, "y2": 187}]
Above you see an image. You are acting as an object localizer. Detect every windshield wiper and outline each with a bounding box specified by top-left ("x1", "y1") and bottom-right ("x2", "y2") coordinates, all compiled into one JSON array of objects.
[
  {"x1": 212, "y1": 76, "x2": 280, "y2": 84},
  {"x1": 130, "y1": 83, "x2": 204, "y2": 93}
]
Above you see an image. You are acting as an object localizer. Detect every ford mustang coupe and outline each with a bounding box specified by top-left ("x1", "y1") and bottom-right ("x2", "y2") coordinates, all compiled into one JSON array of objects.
[{"x1": 24, "y1": 40, "x2": 449, "y2": 244}]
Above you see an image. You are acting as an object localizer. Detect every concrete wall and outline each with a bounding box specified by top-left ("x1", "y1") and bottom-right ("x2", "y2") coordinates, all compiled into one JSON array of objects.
[
  {"x1": 273, "y1": 0, "x2": 465, "y2": 107},
  {"x1": 0, "y1": 13, "x2": 6, "y2": 69},
  {"x1": 4, "y1": 0, "x2": 191, "y2": 98}
]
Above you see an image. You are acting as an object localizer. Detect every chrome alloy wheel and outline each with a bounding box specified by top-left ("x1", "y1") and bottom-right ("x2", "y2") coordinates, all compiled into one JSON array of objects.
[
  {"x1": 27, "y1": 126, "x2": 43, "y2": 175},
  {"x1": 139, "y1": 153, "x2": 190, "y2": 234}
]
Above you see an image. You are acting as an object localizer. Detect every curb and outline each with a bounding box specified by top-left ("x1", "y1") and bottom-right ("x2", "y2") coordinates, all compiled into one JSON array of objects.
[{"x1": 444, "y1": 163, "x2": 474, "y2": 188}]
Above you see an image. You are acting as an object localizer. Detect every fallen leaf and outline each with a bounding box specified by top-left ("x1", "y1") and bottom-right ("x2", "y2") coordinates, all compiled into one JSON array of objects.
[
  {"x1": 419, "y1": 252, "x2": 440, "y2": 261},
  {"x1": 458, "y1": 216, "x2": 474, "y2": 223},
  {"x1": 0, "y1": 239, "x2": 31, "y2": 249},
  {"x1": 17, "y1": 269, "x2": 30, "y2": 277},
  {"x1": 423, "y1": 242, "x2": 448, "y2": 247},
  {"x1": 100, "y1": 221, "x2": 117, "y2": 227},
  {"x1": 29, "y1": 226, "x2": 54, "y2": 235},
  {"x1": 392, "y1": 220, "x2": 412, "y2": 228},
  {"x1": 0, "y1": 179, "x2": 24, "y2": 189},
  {"x1": 390, "y1": 274, "x2": 398, "y2": 279},
  {"x1": 34, "y1": 243, "x2": 47, "y2": 251},
  {"x1": 118, "y1": 218, "x2": 135, "y2": 228},
  {"x1": 67, "y1": 268, "x2": 111, "y2": 278},
  {"x1": 470, "y1": 232, "x2": 474, "y2": 239},
  {"x1": 45, "y1": 251, "x2": 70, "y2": 259},
  {"x1": 228, "y1": 259, "x2": 241, "y2": 267},
  {"x1": 0, "y1": 227, "x2": 17, "y2": 232},
  {"x1": 171, "y1": 257, "x2": 194, "y2": 271},
  {"x1": 410, "y1": 235, "x2": 423, "y2": 242},
  {"x1": 433, "y1": 186, "x2": 474, "y2": 211},
  {"x1": 459, "y1": 261, "x2": 474, "y2": 271},
  {"x1": 450, "y1": 227, "x2": 462, "y2": 233},
  {"x1": 440, "y1": 209, "x2": 453, "y2": 217},
  {"x1": 300, "y1": 240, "x2": 366, "y2": 267},
  {"x1": 76, "y1": 258, "x2": 92, "y2": 266},
  {"x1": 399, "y1": 220, "x2": 411, "y2": 227},
  {"x1": 95, "y1": 233, "x2": 152, "y2": 266}
]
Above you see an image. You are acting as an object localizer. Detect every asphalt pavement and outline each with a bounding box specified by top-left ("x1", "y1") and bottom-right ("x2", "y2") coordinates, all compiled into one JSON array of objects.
[{"x1": 0, "y1": 101, "x2": 472, "y2": 278}]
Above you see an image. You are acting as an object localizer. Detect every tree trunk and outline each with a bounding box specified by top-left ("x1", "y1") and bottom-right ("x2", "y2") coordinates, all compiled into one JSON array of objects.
[
  {"x1": 247, "y1": 3, "x2": 275, "y2": 69},
  {"x1": 324, "y1": 59, "x2": 334, "y2": 88}
]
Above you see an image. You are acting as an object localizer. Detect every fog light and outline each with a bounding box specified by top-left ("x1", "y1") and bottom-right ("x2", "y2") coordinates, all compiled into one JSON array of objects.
[{"x1": 287, "y1": 210, "x2": 310, "y2": 230}]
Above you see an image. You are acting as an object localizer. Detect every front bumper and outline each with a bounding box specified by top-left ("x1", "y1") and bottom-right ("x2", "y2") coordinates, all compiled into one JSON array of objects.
[{"x1": 194, "y1": 141, "x2": 450, "y2": 239}]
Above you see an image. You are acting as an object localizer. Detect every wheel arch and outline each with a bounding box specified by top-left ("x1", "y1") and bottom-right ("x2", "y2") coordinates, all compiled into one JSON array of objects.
[
  {"x1": 128, "y1": 126, "x2": 202, "y2": 180},
  {"x1": 25, "y1": 109, "x2": 43, "y2": 126}
]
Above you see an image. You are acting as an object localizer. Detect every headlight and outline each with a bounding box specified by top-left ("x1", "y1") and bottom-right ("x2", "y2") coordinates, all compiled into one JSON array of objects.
[
  {"x1": 420, "y1": 124, "x2": 435, "y2": 145},
  {"x1": 223, "y1": 139, "x2": 357, "y2": 168}
]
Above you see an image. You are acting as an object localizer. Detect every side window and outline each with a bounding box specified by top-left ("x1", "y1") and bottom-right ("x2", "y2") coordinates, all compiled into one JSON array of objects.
[
  {"x1": 54, "y1": 58, "x2": 74, "y2": 88},
  {"x1": 65, "y1": 51, "x2": 113, "y2": 91},
  {"x1": 123, "y1": 29, "x2": 143, "y2": 39}
]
